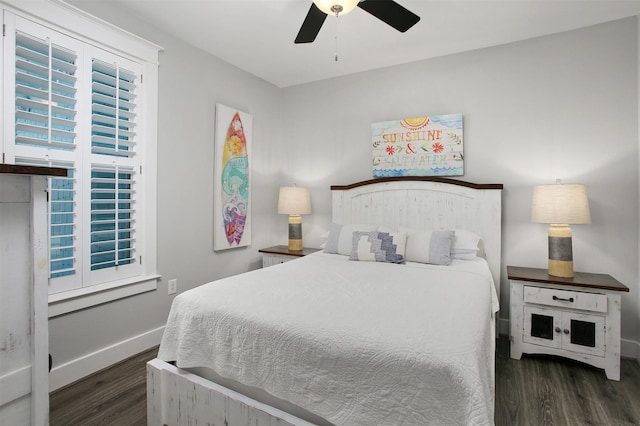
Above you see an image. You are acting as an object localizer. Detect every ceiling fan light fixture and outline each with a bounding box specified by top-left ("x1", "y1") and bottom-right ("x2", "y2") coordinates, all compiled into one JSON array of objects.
[{"x1": 313, "y1": 0, "x2": 360, "y2": 16}]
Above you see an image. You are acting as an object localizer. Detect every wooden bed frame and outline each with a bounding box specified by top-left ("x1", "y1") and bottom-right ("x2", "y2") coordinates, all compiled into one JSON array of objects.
[{"x1": 147, "y1": 177, "x2": 503, "y2": 425}]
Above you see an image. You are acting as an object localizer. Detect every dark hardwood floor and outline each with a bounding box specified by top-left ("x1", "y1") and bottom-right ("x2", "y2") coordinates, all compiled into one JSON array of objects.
[
  {"x1": 50, "y1": 337, "x2": 640, "y2": 425},
  {"x1": 494, "y1": 337, "x2": 640, "y2": 426},
  {"x1": 49, "y1": 346, "x2": 157, "y2": 426}
]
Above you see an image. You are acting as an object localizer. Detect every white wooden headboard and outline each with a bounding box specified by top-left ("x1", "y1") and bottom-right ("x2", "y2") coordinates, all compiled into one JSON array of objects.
[{"x1": 331, "y1": 177, "x2": 503, "y2": 302}]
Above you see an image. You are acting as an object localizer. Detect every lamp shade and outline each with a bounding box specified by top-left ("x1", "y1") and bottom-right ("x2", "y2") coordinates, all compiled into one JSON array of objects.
[
  {"x1": 278, "y1": 187, "x2": 311, "y2": 215},
  {"x1": 531, "y1": 184, "x2": 591, "y2": 225},
  {"x1": 313, "y1": 0, "x2": 360, "y2": 15}
]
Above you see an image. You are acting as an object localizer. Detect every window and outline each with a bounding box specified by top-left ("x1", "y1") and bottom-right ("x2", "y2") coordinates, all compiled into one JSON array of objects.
[{"x1": 2, "y1": 2, "x2": 160, "y2": 314}]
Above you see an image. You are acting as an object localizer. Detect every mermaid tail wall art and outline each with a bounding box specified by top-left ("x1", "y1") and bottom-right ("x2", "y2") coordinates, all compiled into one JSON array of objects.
[{"x1": 214, "y1": 105, "x2": 252, "y2": 250}]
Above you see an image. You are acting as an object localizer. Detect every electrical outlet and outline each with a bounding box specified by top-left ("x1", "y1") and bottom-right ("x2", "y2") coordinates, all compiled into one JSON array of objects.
[{"x1": 168, "y1": 279, "x2": 177, "y2": 295}]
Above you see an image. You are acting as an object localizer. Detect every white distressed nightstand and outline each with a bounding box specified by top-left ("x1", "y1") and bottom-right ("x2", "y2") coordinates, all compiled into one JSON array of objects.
[
  {"x1": 508, "y1": 265, "x2": 629, "y2": 381},
  {"x1": 258, "y1": 245, "x2": 320, "y2": 268}
]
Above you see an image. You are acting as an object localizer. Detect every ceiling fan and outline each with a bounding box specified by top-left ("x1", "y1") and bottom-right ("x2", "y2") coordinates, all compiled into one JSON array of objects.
[{"x1": 295, "y1": 0, "x2": 420, "y2": 44}]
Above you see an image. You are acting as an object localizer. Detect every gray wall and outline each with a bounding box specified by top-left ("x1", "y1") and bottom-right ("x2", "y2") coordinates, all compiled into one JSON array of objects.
[
  {"x1": 52, "y1": 2, "x2": 639, "y2": 376},
  {"x1": 280, "y1": 17, "x2": 639, "y2": 346}
]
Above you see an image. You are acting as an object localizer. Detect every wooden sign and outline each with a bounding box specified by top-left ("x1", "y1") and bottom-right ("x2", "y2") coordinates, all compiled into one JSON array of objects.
[{"x1": 372, "y1": 113, "x2": 463, "y2": 177}]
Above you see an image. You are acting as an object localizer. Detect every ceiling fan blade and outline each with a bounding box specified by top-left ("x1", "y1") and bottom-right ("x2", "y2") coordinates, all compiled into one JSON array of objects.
[
  {"x1": 357, "y1": 0, "x2": 420, "y2": 33},
  {"x1": 295, "y1": 3, "x2": 327, "y2": 44}
]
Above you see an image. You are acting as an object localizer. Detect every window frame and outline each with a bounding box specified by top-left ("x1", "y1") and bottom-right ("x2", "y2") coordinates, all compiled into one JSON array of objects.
[{"x1": 1, "y1": 0, "x2": 161, "y2": 317}]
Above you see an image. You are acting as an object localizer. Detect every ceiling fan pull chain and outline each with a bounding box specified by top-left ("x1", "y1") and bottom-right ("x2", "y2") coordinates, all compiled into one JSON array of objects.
[{"x1": 334, "y1": 12, "x2": 339, "y2": 61}]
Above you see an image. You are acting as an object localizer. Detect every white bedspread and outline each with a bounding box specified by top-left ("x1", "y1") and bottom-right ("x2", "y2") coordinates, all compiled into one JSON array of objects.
[{"x1": 158, "y1": 252, "x2": 499, "y2": 426}]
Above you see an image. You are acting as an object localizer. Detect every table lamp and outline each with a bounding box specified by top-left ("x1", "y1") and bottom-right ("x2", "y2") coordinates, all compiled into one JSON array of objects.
[
  {"x1": 278, "y1": 186, "x2": 311, "y2": 251},
  {"x1": 531, "y1": 182, "x2": 591, "y2": 278}
]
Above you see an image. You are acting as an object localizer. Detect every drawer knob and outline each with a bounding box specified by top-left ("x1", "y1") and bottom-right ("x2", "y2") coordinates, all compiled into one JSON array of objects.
[
  {"x1": 552, "y1": 295, "x2": 574, "y2": 303},
  {"x1": 555, "y1": 327, "x2": 561, "y2": 333},
  {"x1": 563, "y1": 329, "x2": 570, "y2": 334}
]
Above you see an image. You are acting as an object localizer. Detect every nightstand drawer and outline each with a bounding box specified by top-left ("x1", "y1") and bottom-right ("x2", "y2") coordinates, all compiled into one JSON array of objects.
[
  {"x1": 262, "y1": 254, "x2": 294, "y2": 267},
  {"x1": 524, "y1": 286, "x2": 607, "y2": 313},
  {"x1": 259, "y1": 246, "x2": 321, "y2": 268}
]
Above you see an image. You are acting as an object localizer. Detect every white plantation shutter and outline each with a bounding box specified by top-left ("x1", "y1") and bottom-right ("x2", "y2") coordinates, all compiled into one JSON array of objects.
[
  {"x1": 91, "y1": 60, "x2": 137, "y2": 157},
  {"x1": 14, "y1": 157, "x2": 80, "y2": 294},
  {"x1": 49, "y1": 166, "x2": 77, "y2": 278},
  {"x1": 14, "y1": 31, "x2": 77, "y2": 150},
  {"x1": 90, "y1": 165, "x2": 136, "y2": 272},
  {"x1": 88, "y1": 51, "x2": 141, "y2": 284},
  {"x1": 11, "y1": 21, "x2": 83, "y2": 293}
]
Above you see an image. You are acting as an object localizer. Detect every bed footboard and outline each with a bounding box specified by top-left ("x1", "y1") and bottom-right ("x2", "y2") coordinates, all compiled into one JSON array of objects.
[{"x1": 146, "y1": 358, "x2": 315, "y2": 426}]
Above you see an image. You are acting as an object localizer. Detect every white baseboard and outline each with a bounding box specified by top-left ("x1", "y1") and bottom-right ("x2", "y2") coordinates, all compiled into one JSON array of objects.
[
  {"x1": 498, "y1": 317, "x2": 639, "y2": 361},
  {"x1": 498, "y1": 317, "x2": 509, "y2": 337},
  {"x1": 49, "y1": 325, "x2": 164, "y2": 392},
  {"x1": 0, "y1": 366, "x2": 30, "y2": 406},
  {"x1": 621, "y1": 337, "x2": 639, "y2": 361}
]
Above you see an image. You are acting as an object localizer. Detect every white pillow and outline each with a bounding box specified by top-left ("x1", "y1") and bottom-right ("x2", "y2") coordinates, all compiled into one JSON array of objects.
[
  {"x1": 324, "y1": 223, "x2": 378, "y2": 256},
  {"x1": 399, "y1": 227, "x2": 454, "y2": 265},
  {"x1": 451, "y1": 230, "x2": 482, "y2": 259},
  {"x1": 452, "y1": 229, "x2": 481, "y2": 251},
  {"x1": 450, "y1": 249, "x2": 477, "y2": 260}
]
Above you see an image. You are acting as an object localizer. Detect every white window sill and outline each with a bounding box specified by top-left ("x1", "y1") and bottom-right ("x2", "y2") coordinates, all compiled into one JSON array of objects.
[{"x1": 48, "y1": 275, "x2": 160, "y2": 318}]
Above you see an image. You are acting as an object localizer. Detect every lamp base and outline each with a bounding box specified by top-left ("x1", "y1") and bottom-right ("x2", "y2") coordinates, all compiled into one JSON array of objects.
[
  {"x1": 547, "y1": 224, "x2": 574, "y2": 278},
  {"x1": 288, "y1": 214, "x2": 303, "y2": 252},
  {"x1": 288, "y1": 239, "x2": 303, "y2": 251},
  {"x1": 548, "y1": 259, "x2": 574, "y2": 278}
]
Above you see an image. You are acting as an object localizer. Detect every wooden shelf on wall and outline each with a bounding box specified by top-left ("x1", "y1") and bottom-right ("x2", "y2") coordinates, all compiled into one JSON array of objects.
[{"x1": 1, "y1": 163, "x2": 68, "y2": 177}]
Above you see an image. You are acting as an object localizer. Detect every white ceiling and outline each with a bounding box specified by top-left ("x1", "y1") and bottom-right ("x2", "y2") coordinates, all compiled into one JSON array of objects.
[{"x1": 71, "y1": 0, "x2": 640, "y2": 88}]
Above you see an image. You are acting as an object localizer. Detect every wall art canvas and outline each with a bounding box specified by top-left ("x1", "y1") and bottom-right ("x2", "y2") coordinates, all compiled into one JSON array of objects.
[
  {"x1": 214, "y1": 104, "x2": 252, "y2": 250},
  {"x1": 372, "y1": 113, "x2": 464, "y2": 177}
]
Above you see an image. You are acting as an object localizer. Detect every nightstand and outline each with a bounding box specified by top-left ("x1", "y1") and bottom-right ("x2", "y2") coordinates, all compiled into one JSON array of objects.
[
  {"x1": 508, "y1": 265, "x2": 629, "y2": 381},
  {"x1": 258, "y1": 245, "x2": 320, "y2": 268}
]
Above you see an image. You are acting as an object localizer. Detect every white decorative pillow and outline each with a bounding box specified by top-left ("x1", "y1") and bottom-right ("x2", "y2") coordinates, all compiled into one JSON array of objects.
[
  {"x1": 451, "y1": 230, "x2": 482, "y2": 259},
  {"x1": 319, "y1": 230, "x2": 330, "y2": 249},
  {"x1": 349, "y1": 231, "x2": 406, "y2": 264},
  {"x1": 369, "y1": 227, "x2": 407, "y2": 258},
  {"x1": 399, "y1": 227, "x2": 454, "y2": 265},
  {"x1": 323, "y1": 223, "x2": 342, "y2": 254},
  {"x1": 450, "y1": 248, "x2": 478, "y2": 260},
  {"x1": 323, "y1": 223, "x2": 378, "y2": 256}
]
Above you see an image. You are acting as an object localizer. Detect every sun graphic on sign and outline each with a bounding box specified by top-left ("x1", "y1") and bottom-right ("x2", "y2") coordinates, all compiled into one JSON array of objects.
[{"x1": 400, "y1": 116, "x2": 430, "y2": 130}]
